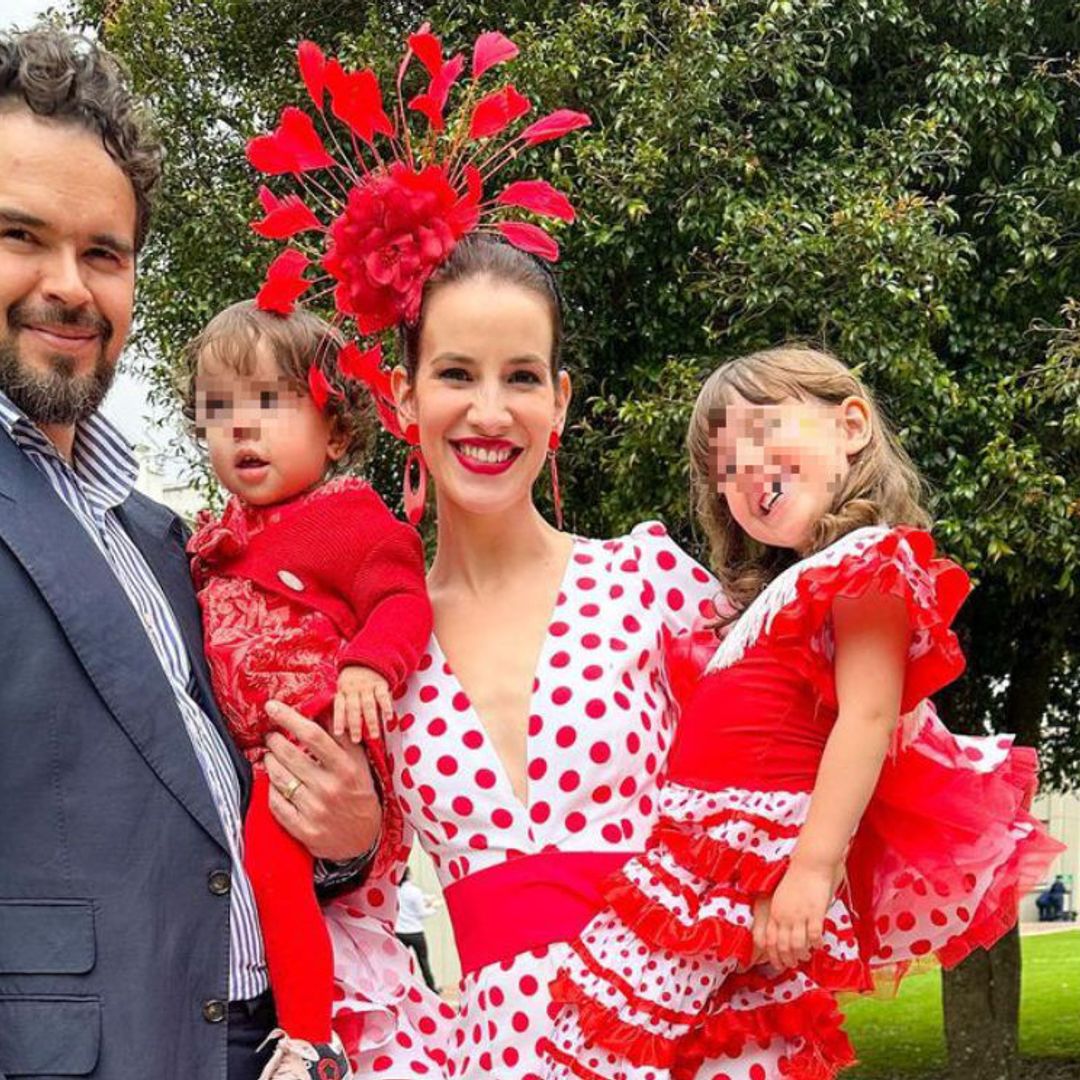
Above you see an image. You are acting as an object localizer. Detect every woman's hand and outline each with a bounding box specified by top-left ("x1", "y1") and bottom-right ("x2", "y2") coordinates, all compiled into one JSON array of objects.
[{"x1": 752, "y1": 858, "x2": 841, "y2": 971}]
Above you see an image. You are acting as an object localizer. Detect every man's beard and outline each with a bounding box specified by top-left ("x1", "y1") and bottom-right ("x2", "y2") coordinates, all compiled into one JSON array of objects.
[{"x1": 0, "y1": 302, "x2": 115, "y2": 426}]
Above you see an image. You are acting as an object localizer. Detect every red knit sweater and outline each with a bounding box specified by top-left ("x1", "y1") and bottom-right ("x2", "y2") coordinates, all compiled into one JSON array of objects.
[{"x1": 188, "y1": 476, "x2": 431, "y2": 699}]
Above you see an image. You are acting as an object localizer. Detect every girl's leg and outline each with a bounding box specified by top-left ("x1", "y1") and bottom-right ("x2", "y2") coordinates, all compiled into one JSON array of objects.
[{"x1": 244, "y1": 769, "x2": 335, "y2": 1041}]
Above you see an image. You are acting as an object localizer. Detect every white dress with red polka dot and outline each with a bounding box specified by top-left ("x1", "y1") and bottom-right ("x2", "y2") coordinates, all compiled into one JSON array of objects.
[
  {"x1": 331, "y1": 522, "x2": 718, "y2": 1078},
  {"x1": 542, "y1": 526, "x2": 1064, "y2": 1080}
]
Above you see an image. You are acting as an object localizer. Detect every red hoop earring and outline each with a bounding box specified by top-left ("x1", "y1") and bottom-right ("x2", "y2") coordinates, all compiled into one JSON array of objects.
[
  {"x1": 403, "y1": 425, "x2": 427, "y2": 525},
  {"x1": 547, "y1": 430, "x2": 563, "y2": 530},
  {"x1": 403, "y1": 449, "x2": 428, "y2": 525}
]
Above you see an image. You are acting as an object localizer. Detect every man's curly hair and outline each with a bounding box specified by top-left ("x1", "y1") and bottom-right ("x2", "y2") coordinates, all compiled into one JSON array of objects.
[{"x1": 0, "y1": 27, "x2": 162, "y2": 250}]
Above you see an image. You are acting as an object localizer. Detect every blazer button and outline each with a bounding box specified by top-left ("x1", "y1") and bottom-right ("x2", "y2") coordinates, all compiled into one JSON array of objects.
[
  {"x1": 208, "y1": 870, "x2": 231, "y2": 896},
  {"x1": 202, "y1": 999, "x2": 226, "y2": 1024}
]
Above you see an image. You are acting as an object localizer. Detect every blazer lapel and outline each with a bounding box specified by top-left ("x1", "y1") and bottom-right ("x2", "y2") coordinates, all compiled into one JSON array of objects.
[
  {"x1": 115, "y1": 495, "x2": 252, "y2": 806},
  {"x1": 0, "y1": 433, "x2": 229, "y2": 848}
]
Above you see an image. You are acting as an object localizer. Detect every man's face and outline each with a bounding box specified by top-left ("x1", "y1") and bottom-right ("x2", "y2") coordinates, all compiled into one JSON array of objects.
[{"x1": 0, "y1": 108, "x2": 137, "y2": 426}]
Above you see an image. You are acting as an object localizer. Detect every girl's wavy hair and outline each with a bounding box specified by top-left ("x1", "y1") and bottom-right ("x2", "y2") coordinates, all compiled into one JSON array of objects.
[{"x1": 688, "y1": 345, "x2": 930, "y2": 623}]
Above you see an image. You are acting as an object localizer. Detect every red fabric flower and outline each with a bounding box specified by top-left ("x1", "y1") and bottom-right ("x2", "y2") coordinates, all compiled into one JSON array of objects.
[
  {"x1": 247, "y1": 23, "x2": 591, "y2": 441},
  {"x1": 323, "y1": 162, "x2": 480, "y2": 333}
]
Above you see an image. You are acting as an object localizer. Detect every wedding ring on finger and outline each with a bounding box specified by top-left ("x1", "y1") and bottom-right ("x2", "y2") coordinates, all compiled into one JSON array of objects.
[{"x1": 279, "y1": 774, "x2": 304, "y2": 804}]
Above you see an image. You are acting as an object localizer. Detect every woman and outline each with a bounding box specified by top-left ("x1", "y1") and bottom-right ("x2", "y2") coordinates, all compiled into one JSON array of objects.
[{"x1": 328, "y1": 236, "x2": 720, "y2": 1078}]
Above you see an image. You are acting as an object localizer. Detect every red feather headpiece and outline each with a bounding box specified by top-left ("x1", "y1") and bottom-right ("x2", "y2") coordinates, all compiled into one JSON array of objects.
[{"x1": 247, "y1": 24, "x2": 590, "y2": 438}]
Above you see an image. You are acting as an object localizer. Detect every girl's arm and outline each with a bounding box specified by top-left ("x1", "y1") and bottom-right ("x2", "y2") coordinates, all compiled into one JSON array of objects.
[{"x1": 756, "y1": 590, "x2": 910, "y2": 971}]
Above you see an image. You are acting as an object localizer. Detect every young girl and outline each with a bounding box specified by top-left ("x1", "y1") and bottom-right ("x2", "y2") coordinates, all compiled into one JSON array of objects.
[
  {"x1": 543, "y1": 346, "x2": 1063, "y2": 1080},
  {"x1": 184, "y1": 300, "x2": 432, "y2": 1080}
]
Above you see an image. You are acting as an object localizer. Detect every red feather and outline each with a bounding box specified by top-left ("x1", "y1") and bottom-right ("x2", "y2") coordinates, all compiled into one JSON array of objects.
[
  {"x1": 297, "y1": 41, "x2": 327, "y2": 110},
  {"x1": 252, "y1": 186, "x2": 322, "y2": 238},
  {"x1": 408, "y1": 53, "x2": 465, "y2": 132},
  {"x1": 255, "y1": 248, "x2": 312, "y2": 314},
  {"x1": 325, "y1": 61, "x2": 395, "y2": 144},
  {"x1": 497, "y1": 221, "x2": 560, "y2": 261},
  {"x1": 519, "y1": 109, "x2": 592, "y2": 147},
  {"x1": 247, "y1": 107, "x2": 336, "y2": 175},
  {"x1": 468, "y1": 85, "x2": 531, "y2": 140},
  {"x1": 408, "y1": 25, "x2": 443, "y2": 77},
  {"x1": 472, "y1": 31, "x2": 518, "y2": 80},
  {"x1": 307, "y1": 365, "x2": 340, "y2": 412},
  {"x1": 337, "y1": 341, "x2": 385, "y2": 386},
  {"x1": 496, "y1": 179, "x2": 575, "y2": 222}
]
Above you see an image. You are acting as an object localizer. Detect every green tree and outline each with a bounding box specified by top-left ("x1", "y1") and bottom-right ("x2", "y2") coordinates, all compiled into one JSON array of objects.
[{"x1": 66, "y1": 2, "x2": 1079, "y2": 1077}]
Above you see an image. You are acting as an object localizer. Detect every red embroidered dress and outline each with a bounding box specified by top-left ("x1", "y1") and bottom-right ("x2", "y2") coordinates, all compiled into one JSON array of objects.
[
  {"x1": 189, "y1": 476, "x2": 433, "y2": 1051},
  {"x1": 544, "y1": 526, "x2": 1063, "y2": 1080}
]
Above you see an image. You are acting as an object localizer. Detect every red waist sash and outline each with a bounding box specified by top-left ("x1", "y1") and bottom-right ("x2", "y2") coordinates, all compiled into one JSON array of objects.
[{"x1": 443, "y1": 850, "x2": 635, "y2": 975}]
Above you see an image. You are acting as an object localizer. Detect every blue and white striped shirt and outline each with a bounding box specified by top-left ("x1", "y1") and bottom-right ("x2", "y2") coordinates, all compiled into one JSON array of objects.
[{"x1": 0, "y1": 391, "x2": 268, "y2": 1000}]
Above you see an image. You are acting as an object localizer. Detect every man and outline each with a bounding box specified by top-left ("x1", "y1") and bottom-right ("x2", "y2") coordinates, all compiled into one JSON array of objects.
[{"x1": 0, "y1": 28, "x2": 381, "y2": 1079}]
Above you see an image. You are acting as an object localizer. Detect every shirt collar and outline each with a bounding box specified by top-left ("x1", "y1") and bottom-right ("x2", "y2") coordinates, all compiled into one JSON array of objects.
[{"x1": 0, "y1": 388, "x2": 139, "y2": 508}]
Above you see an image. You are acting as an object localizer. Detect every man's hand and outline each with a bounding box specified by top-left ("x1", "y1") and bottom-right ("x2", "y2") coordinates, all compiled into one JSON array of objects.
[
  {"x1": 335, "y1": 665, "x2": 392, "y2": 745},
  {"x1": 262, "y1": 700, "x2": 382, "y2": 861}
]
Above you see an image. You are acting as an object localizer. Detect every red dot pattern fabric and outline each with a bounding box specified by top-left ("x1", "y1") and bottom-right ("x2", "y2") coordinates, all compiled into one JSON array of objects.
[
  {"x1": 333, "y1": 523, "x2": 719, "y2": 1077},
  {"x1": 543, "y1": 527, "x2": 1064, "y2": 1080}
]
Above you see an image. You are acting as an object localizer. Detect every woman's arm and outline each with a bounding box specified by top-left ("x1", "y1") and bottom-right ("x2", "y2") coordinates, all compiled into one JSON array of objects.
[{"x1": 756, "y1": 590, "x2": 909, "y2": 971}]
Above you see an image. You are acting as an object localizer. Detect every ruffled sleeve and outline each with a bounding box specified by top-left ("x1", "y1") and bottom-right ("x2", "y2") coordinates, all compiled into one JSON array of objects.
[
  {"x1": 761, "y1": 526, "x2": 971, "y2": 715},
  {"x1": 325, "y1": 837, "x2": 453, "y2": 1076},
  {"x1": 627, "y1": 522, "x2": 726, "y2": 704}
]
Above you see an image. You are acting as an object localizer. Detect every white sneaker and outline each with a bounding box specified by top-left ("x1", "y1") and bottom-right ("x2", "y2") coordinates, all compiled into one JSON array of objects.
[{"x1": 256, "y1": 1028, "x2": 352, "y2": 1080}]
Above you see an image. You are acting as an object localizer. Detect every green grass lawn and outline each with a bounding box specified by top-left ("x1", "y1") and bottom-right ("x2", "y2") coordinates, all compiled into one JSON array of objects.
[{"x1": 843, "y1": 931, "x2": 1080, "y2": 1077}]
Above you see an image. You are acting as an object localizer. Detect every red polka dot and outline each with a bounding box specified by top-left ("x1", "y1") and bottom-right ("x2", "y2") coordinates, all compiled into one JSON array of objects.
[
  {"x1": 602, "y1": 824, "x2": 622, "y2": 843},
  {"x1": 475, "y1": 768, "x2": 496, "y2": 789},
  {"x1": 896, "y1": 911, "x2": 916, "y2": 932},
  {"x1": 528, "y1": 714, "x2": 543, "y2": 736},
  {"x1": 591, "y1": 784, "x2": 612, "y2": 804},
  {"x1": 519, "y1": 974, "x2": 539, "y2": 995},
  {"x1": 566, "y1": 812, "x2": 586, "y2": 833},
  {"x1": 419, "y1": 685, "x2": 438, "y2": 703},
  {"x1": 911, "y1": 938, "x2": 932, "y2": 956},
  {"x1": 963, "y1": 745, "x2": 985, "y2": 762},
  {"x1": 667, "y1": 588, "x2": 685, "y2": 610},
  {"x1": 437, "y1": 755, "x2": 458, "y2": 776},
  {"x1": 452, "y1": 795, "x2": 474, "y2": 816},
  {"x1": 589, "y1": 741, "x2": 612, "y2": 764},
  {"x1": 469, "y1": 833, "x2": 488, "y2": 850},
  {"x1": 511, "y1": 1011, "x2": 529, "y2": 1032},
  {"x1": 528, "y1": 758, "x2": 548, "y2": 781},
  {"x1": 552, "y1": 686, "x2": 572, "y2": 706},
  {"x1": 418, "y1": 784, "x2": 436, "y2": 805},
  {"x1": 551, "y1": 651, "x2": 570, "y2": 668},
  {"x1": 577, "y1": 577, "x2": 596, "y2": 591},
  {"x1": 550, "y1": 621, "x2": 569, "y2": 637},
  {"x1": 583, "y1": 664, "x2": 603, "y2": 681},
  {"x1": 556, "y1": 725, "x2": 576, "y2": 748},
  {"x1": 531, "y1": 801, "x2": 551, "y2": 823},
  {"x1": 619, "y1": 777, "x2": 637, "y2": 797},
  {"x1": 623, "y1": 615, "x2": 641, "y2": 633},
  {"x1": 427, "y1": 717, "x2": 447, "y2": 736},
  {"x1": 492, "y1": 808, "x2": 513, "y2": 829},
  {"x1": 452, "y1": 691, "x2": 469, "y2": 711},
  {"x1": 586, "y1": 699, "x2": 607, "y2": 719},
  {"x1": 559, "y1": 770, "x2": 581, "y2": 792},
  {"x1": 462, "y1": 729, "x2": 483, "y2": 750},
  {"x1": 581, "y1": 633, "x2": 601, "y2": 649},
  {"x1": 404, "y1": 746, "x2": 421, "y2": 766},
  {"x1": 580, "y1": 603, "x2": 600, "y2": 617}
]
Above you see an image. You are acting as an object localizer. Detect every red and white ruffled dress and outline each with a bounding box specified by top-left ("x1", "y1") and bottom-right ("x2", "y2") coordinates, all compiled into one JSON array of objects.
[{"x1": 543, "y1": 525, "x2": 1063, "y2": 1080}]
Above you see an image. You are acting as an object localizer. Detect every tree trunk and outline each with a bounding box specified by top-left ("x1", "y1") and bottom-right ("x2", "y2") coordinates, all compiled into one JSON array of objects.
[
  {"x1": 942, "y1": 926, "x2": 1021, "y2": 1080},
  {"x1": 941, "y1": 607, "x2": 1064, "y2": 1080}
]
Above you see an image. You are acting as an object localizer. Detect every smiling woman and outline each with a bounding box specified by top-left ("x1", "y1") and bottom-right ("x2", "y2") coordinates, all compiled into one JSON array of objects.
[{"x1": 319, "y1": 235, "x2": 721, "y2": 1079}]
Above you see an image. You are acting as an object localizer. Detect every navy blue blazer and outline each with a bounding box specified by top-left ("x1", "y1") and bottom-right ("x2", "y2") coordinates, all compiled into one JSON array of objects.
[{"x1": 0, "y1": 428, "x2": 253, "y2": 1079}]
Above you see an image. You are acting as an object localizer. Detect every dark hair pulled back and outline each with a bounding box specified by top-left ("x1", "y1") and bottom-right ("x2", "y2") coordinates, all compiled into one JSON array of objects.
[{"x1": 399, "y1": 235, "x2": 564, "y2": 377}]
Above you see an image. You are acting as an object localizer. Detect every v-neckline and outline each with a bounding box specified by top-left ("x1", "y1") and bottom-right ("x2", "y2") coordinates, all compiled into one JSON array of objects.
[{"x1": 429, "y1": 536, "x2": 580, "y2": 813}]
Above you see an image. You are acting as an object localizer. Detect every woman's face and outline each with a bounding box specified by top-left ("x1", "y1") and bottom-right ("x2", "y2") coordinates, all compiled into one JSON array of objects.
[{"x1": 394, "y1": 274, "x2": 570, "y2": 521}]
